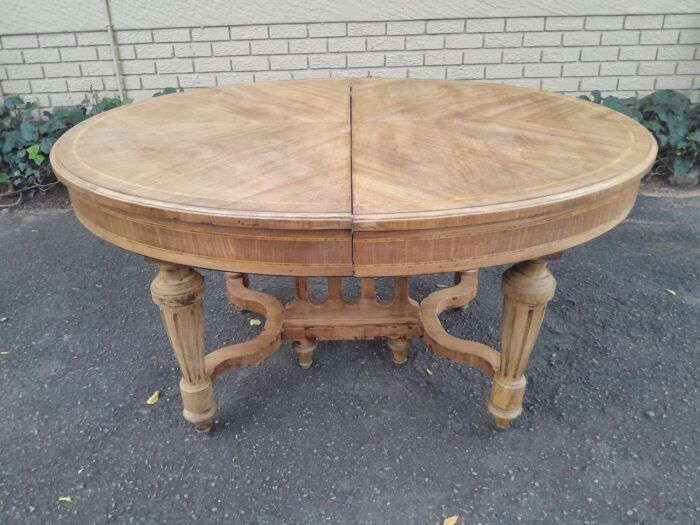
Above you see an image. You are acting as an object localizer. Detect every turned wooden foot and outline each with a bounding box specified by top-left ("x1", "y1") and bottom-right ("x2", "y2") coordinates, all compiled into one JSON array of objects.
[
  {"x1": 150, "y1": 261, "x2": 216, "y2": 431},
  {"x1": 293, "y1": 338, "x2": 317, "y2": 369},
  {"x1": 387, "y1": 337, "x2": 410, "y2": 364},
  {"x1": 488, "y1": 259, "x2": 556, "y2": 428}
]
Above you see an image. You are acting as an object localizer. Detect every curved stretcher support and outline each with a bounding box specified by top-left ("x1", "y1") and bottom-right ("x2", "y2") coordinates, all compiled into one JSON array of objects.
[
  {"x1": 205, "y1": 273, "x2": 284, "y2": 381},
  {"x1": 419, "y1": 270, "x2": 500, "y2": 378}
]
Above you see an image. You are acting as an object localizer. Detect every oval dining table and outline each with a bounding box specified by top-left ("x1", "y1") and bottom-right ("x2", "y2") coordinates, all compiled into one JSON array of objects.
[{"x1": 50, "y1": 79, "x2": 656, "y2": 432}]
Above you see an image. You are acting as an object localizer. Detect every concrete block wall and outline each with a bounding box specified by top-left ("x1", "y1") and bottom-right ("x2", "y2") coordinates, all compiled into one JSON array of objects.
[{"x1": 1, "y1": 13, "x2": 699, "y2": 108}]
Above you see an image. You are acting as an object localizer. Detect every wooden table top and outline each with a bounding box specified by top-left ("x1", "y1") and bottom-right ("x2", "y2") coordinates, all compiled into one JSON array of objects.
[{"x1": 51, "y1": 79, "x2": 657, "y2": 277}]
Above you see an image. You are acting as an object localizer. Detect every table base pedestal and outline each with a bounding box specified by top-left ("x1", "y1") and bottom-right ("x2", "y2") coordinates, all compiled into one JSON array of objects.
[{"x1": 149, "y1": 259, "x2": 558, "y2": 432}]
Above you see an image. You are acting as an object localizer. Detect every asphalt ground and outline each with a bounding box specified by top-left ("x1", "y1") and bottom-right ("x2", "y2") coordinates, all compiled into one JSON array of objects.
[{"x1": 0, "y1": 185, "x2": 698, "y2": 524}]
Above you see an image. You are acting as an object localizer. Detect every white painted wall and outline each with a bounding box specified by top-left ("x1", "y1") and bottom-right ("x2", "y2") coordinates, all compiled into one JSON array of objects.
[
  {"x1": 1, "y1": 1, "x2": 698, "y2": 107},
  {"x1": 2, "y1": 0, "x2": 698, "y2": 34}
]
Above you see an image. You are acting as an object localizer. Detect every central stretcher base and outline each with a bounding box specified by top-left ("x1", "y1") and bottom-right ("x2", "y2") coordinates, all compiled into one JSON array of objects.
[{"x1": 149, "y1": 260, "x2": 558, "y2": 433}]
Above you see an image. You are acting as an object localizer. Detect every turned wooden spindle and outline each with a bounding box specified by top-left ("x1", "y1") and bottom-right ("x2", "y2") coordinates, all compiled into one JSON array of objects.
[
  {"x1": 359, "y1": 278, "x2": 376, "y2": 304},
  {"x1": 387, "y1": 338, "x2": 410, "y2": 364},
  {"x1": 394, "y1": 276, "x2": 410, "y2": 304},
  {"x1": 327, "y1": 277, "x2": 344, "y2": 305},
  {"x1": 386, "y1": 276, "x2": 412, "y2": 364},
  {"x1": 293, "y1": 338, "x2": 317, "y2": 369},
  {"x1": 294, "y1": 277, "x2": 310, "y2": 302},
  {"x1": 150, "y1": 261, "x2": 216, "y2": 432},
  {"x1": 488, "y1": 259, "x2": 556, "y2": 428},
  {"x1": 292, "y1": 277, "x2": 318, "y2": 368}
]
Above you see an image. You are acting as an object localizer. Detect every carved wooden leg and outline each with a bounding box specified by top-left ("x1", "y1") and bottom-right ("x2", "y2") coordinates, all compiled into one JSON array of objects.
[
  {"x1": 150, "y1": 262, "x2": 216, "y2": 432},
  {"x1": 488, "y1": 259, "x2": 556, "y2": 428},
  {"x1": 293, "y1": 338, "x2": 317, "y2": 369},
  {"x1": 387, "y1": 338, "x2": 410, "y2": 364}
]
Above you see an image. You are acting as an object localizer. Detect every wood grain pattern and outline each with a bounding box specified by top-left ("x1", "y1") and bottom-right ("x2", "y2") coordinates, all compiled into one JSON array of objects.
[
  {"x1": 352, "y1": 79, "x2": 655, "y2": 224},
  {"x1": 51, "y1": 78, "x2": 656, "y2": 277},
  {"x1": 54, "y1": 79, "x2": 351, "y2": 223}
]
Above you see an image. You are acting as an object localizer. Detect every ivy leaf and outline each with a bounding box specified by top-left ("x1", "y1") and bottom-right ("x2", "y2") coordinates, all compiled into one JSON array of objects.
[
  {"x1": 19, "y1": 121, "x2": 38, "y2": 142},
  {"x1": 39, "y1": 137, "x2": 54, "y2": 154},
  {"x1": 666, "y1": 118, "x2": 690, "y2": 148},
  {"x1": 602, "y1": 97, "x2": 642, "y2": 122},
  {"x1": 153, "y1": 87, "x2": 181, "y2": 98},
  {"x1": 644, "y1": 119, "x2": 663, "y2": 132},
  {"x1": 27, "y1": 144, "x2": 45, "y2": 166},
  {"x1": 687, "y1": 130, "x2": 700, "y2": 142},
  {"x1": 41, "y1": 118, "x2": 67, "y2": 134},
  {"x1": 1, "y1": 131, "x2": 19, "y2": 153},
  {"x1": 673, "y1": 156, "x2": 694, "y2": 178},
  {"x1": 648, "y1": 89, "x2": 690, "y2": 114}
]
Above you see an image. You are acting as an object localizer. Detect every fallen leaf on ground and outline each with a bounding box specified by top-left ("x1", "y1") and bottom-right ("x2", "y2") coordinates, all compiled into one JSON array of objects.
[
  {"x1": 426, "y1": 368, "x2": 433, "y2": 376},
  {"x1": 443, "y1": 517, "x2": 458, "y2": 525},
  {"x1": 665, "y1": 288, "x2": 676, "y2": 296},
  {"x1": 31, "y1": 229, "x2": 39, "y2": 233},
  {"x1": 58, "y1": 496, "x2": 71, "y2": 503},
  {"x1": 0, "y1": 317, "x2": 8, "y2": 322},
  {"x1": 436, "y1": 284, "x2": 449, "y2": 288},
  {"x1": 0, "y1": 352, "x2": 9, "y2": 356},
  {"x1": 249, "y1": 319, "x2": 262, "y2": 326},
  {"x1": 146, "y1": 390, "x2": 160, "y2": 405}
]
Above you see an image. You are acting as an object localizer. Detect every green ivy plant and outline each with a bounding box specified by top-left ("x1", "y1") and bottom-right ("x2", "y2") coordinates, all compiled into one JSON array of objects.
[
  {"x1": 153, "y1": 87, "x2": 183, "y2": 97},
  {"x1": 580, "y1": 89, "x2": 699, "y2": 184},
  {"x1": 0, "y1": 92, "x2": 129, "y2": 195},
  {"x1": 0, "y1": 89, "x2": 184, "y2": 198}
]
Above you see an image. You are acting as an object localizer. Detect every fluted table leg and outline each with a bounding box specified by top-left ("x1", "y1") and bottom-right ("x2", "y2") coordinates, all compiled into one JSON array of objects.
[
  {"x1": 488, "y1": 259, "x2": 556, "y2": 428},
  {"x1": 150, "y1": 261, "x2": 216, "y2": 432}
]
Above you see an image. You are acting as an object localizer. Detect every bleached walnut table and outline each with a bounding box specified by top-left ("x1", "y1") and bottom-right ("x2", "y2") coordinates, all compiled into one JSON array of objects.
[{"x1": 50, "y1": 79, "x2": 656, "y2": 432}]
